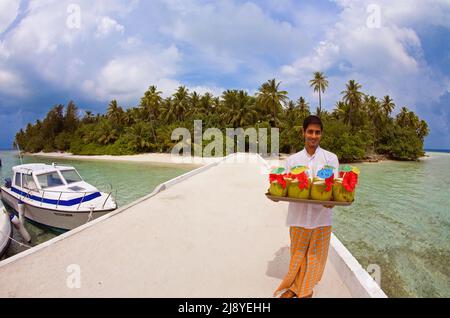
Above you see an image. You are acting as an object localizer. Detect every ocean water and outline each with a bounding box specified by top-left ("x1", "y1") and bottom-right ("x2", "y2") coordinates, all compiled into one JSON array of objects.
[
  {"x1": 0, "y1": 150, "x2": 197, "y2": 257},
  {"x1": 333, "y1": 151, "x2": 450, "y2": 297}
]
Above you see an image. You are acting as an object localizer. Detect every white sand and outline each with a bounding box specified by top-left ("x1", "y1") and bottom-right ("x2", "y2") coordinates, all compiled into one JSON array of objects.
[{"x1": 27, "y1": 152, "x2": 224, "y2": 166}]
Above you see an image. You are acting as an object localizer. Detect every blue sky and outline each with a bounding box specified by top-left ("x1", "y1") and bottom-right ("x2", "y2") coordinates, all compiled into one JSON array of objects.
[{"x1": 0, "y1": 0, "x2": 449, "y2": 149}]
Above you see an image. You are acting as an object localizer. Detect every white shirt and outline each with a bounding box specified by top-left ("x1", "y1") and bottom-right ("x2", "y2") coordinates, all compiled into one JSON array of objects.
[{"x1": 284, "y1": 146, "x2": 339, "y2": 229}]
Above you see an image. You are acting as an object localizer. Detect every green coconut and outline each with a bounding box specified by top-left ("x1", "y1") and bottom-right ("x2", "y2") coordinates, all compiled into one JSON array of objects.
[
  {"x1": 269, "y1": 182, "x2": 287, "y2": 197},
  {"x1": 286, "y1": 167, "x2": 310, "y2": 199},
  {"x1": 332, "y1": 178, "x2": 355, "y2": 202},
  {"x1": 310, "y1": 179, "x2": 332, "y2": 201},
  {"x1": 287, "y1": 181, "x2": 310, "y2": 199},
  {"x1": 268, "y1": 166, "x2": 287, "y2": 197}
]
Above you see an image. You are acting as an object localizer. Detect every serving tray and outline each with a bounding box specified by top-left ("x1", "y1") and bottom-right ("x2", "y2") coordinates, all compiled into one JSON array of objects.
[{"x1": 265, "y1": 193, "x2": 354, "y2": 206}]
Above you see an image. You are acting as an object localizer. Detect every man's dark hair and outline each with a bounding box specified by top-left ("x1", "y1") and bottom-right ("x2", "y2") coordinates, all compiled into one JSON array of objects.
[{"x1": 303, "y1": 115, "x2": 323, "y2": 131}]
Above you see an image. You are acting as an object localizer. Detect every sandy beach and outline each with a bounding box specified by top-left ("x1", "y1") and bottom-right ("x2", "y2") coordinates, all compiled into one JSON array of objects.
[
  {"x1": 24, "y1": 151, "x2": 430, "y2": 166},
  {"x1": 26, "y1": 151, "x2": 224, "y2": 166},
  {"x1": 26, "y1": 151, "x2": 293, "y2": 168}
]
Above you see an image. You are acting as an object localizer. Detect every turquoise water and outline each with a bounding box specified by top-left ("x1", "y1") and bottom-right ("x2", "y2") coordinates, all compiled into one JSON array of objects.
[
  {"x1": 0, "y1": 150, "x2": 197, "y2": 257},
  {"x1": 333, "y1": 151, "x2": 450, "y2": 297}
]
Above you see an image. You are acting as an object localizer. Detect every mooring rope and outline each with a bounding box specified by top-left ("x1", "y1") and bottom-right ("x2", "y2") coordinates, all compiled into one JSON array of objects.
[{"x1": 0, "y1": 229, "x2": 32, "y2": 249}]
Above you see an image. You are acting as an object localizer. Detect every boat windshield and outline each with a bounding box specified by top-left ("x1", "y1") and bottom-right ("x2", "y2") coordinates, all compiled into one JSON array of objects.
[
  {"x1": 36, "y1": 172, "x2": 65, "y2": 189},
  {"x1": 60, "y1": 169, "x2": 82, "y2": 184}
]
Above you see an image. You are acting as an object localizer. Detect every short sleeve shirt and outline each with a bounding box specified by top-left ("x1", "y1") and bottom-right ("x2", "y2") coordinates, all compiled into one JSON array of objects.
[{"x1": 284, "y1": 146, "x2": 339, "y2": 228}]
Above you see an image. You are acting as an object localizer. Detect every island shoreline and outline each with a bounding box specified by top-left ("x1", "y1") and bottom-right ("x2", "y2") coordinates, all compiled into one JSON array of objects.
[{"x1": 22, "y1": 151, "x2": 431, "y2": 165}]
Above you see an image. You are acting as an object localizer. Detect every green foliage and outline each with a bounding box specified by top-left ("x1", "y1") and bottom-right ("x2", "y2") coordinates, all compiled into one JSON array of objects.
[
  {"x1": 321, "y1": 120, "x2": 369, "y2": 161},
  {"x1": 14, "y1": 76, "x2": 429, "y2": 162},
  {"x1": 377, "y1": 123, "x2": 424, "y2": 160}
]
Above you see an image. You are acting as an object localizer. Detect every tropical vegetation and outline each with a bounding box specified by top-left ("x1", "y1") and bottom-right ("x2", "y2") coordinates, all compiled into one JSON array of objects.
[{"x1": 14, "y1": 74, "x2": 429, "y2": 162}]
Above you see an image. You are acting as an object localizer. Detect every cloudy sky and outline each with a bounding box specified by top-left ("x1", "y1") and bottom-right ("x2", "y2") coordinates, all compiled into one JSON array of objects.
[{"x1": 0, "y1": 0, "x2": 449, "y2": 149}]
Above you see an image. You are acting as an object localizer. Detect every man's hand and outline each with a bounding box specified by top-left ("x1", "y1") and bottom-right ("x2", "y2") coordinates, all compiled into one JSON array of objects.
[{"x1": 323, "y1": 205, "x2": 333, "y2": 209}]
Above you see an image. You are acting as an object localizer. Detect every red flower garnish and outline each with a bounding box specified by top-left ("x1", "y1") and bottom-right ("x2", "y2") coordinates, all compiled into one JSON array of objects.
[
  {"x1": 342, "y1": 172, "x2": 358, "y2": 192},
  {"x1": 286, "y1": 172, "x2": 309, "y2": 190},
  {"x1": 269, "y1": 174, "x2": 287, "y2": 189},
  {"x1": 325, "y1": 174, "x2": 334, "y2": 192}
]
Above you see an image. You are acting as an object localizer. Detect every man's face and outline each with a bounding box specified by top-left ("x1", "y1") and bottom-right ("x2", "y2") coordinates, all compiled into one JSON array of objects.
[{"x1": 303, "y1": 124, "x2": 322, "y2": 148}]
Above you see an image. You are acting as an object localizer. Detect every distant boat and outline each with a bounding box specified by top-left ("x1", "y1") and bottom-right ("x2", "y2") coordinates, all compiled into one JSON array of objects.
[
  {"x1": 0, "y1": 163, "x2": 117, "y2": 232},
  {"x1": 0, "y1": 201, "x2": 12, "y2": 259}
]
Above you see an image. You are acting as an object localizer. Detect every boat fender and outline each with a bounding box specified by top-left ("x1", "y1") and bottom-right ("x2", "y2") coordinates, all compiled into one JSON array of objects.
[{"x1": 16, "y1": 203, "x2": 31, "y2": 243}]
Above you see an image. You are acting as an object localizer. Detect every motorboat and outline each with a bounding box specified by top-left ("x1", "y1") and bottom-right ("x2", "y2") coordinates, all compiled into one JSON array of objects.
[
  {"x1": 0, "y1": 201, "x2": 12, "y2": 259},
  {"x1": 0, "y1": 163, "x2": 117, "y2": 232}
]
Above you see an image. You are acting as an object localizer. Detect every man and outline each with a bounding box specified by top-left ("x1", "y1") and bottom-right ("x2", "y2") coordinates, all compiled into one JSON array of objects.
[{"x1": 274, "y1": 115, "x2": 339, "y2": 298}]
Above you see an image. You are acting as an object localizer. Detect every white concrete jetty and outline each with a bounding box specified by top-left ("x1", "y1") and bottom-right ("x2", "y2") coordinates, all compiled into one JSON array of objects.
[{"x1": 0, "y1": 153, "x2": 386, "y2": 298}]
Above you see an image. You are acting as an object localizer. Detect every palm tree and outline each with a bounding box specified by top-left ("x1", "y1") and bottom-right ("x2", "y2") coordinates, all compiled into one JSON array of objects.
[
  {"x1": 126, "y1": 122, "x2": 154, "y2": 152},
  {"x1": 123, "y1": 109, "x2": 137, "y2": 126},
  {"x1": 140, "y1": 85, "x2": 163, "y2": 121},
  {"x1": 107, "y1": 100, "x2": 124, "y2": 126},
  {"x1": 364, "y1": 95, "x2": 383, "y2": 151},
  {"x1": 296, "y1": 97, "x2": 310, "y2": 119},
  {"x1": 160, "y1": 97, "x2": 177, "y2": 124},
  {"x1": 97, "y1": 120, "x2": 119, "y2": 145},
  {"x1": 200, "y1": 92, "x2": 214, "y2": 115},
  {"x1": 341, "y1": 80, "x2": 365, "y2": 128},
  {"x1": 380, "y1": 95, "x2": 395, "y2": 117},
  {"x1": 309, "y1": 72, "x2": 329, "y2": 115},
  {"x1": 172, "y1": 86, "x2": 189, "y2": 121},
  {"x1": 186, "y1": 91, "x2": 202, "y2": 119},
  {"x1": 256, "y1": 79, "x2": 288, "y2": 126},
  {"x1": 279, "y1": 100, "x2": 305, "y2": 153},
  {"x1": 417, "y1": 120, "x2": 429, "y2": 140},
  {"x1": 396, "y1": 107, "x2": 410, "y2": 128},
  {"x1": 221, "y1": 90, "x2": 257, "y2": 127},
  {"x1": 407, "y1": 110, "x2": 419, "y2": 129},
  {"x1": 366, "y1": 96, "x2": 382, "y2": 122},
  {"x1": 333, "y1": 101, "x2": 351, "y2": 125}
]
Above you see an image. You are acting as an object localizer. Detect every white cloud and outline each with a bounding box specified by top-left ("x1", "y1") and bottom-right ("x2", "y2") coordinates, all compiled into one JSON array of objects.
[
  {"x1": 160, "y1": 0, "x2": 308, "y2": 73},
  {"x1": 82, "y1": 45, "x2": 182, "y2": 104},
  {"x1": 187, "y1": 85, "x2": 225, "y2": 97},
  {"x1": 0, "y1": 0, "x2": 139, "y2": 99},
  {"x1": 0, "y1": 68, "x2": 28, "y2": 97},
  {"x1": 0, "y1": 0, "x2": 20, "y2": 34},
  {"x1": 3, "y1": 0, "x2": 134, "y2": 55},
  {"x1": 278, "y1": 0, "x2": 450, "y2": 112},
  {"x1": 96, "y1": 16, "x2": 124, "y2": 38},
  {"x1": 0, "y1": 41, "x2": 10, "y2": 59}
]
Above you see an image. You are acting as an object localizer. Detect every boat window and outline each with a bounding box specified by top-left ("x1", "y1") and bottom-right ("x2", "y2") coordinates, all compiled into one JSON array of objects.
[
  {"x1": 36, "y1": 172, "x2": 65, "y2": 189},
  {"x1": 23, "y1": 174, "x2": 38, "y2": 191},
  {"x1": 60, "y1": 169, "x2": 82, "y2": 184},
  {"x1": 14, "y1": 172, "x2": 22, "y2": 187}
]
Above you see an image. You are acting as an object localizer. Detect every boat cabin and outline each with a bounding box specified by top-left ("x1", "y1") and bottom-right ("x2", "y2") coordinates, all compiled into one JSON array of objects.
[{"x1": 11, "y1": 163, "x2": 84, "y2": 192}]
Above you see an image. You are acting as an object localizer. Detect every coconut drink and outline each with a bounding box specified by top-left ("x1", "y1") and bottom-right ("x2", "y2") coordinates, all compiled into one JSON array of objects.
[
  {"x1": 285, "y1": 166, "x2": 310, "y2": 199},
  {"x1": 332, "y1": 165, "x2": 359, "y2": 202},
  {"x1": 310, "y1": 166, "x2": 335, "y2": 201},
  {"x1": 268, "y1": 167, "x2": 288, "y2": 197}
]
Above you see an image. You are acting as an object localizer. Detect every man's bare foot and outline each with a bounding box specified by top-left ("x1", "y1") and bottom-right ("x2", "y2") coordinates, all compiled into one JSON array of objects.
[{"x1": 279, "y1": 290, "x2": 296, "y2": 298}]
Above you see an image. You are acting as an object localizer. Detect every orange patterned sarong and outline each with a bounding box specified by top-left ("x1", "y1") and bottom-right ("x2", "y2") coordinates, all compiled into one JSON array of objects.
[{"x1": 274, "y1": 226, "x2": 332, "y2": 298}]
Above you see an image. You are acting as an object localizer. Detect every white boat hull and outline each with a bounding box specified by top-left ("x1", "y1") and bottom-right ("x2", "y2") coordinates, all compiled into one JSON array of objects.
[
  {"x1": 0, "y1": 203, "x2": 12, "y2": 258},
  {"x1": 1, "y1": 187, "x2": 115, "y2": 231}
]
